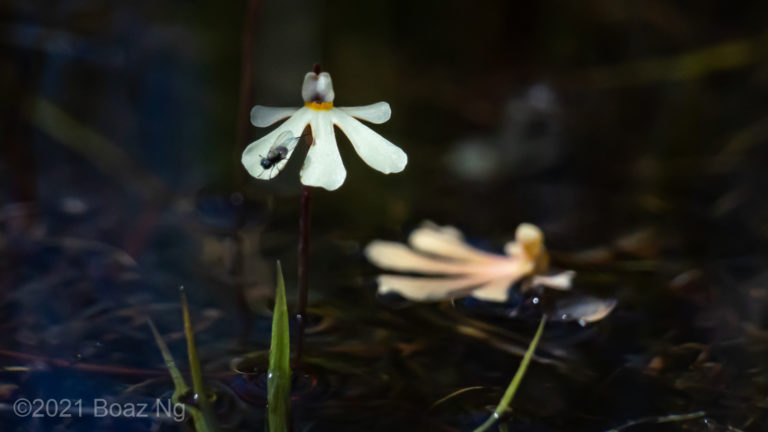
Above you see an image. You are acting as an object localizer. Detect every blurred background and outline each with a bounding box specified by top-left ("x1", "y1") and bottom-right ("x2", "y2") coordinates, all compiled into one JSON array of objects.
[{"x1": 2, "y1": 1, "x2": 768, "y2": 431}]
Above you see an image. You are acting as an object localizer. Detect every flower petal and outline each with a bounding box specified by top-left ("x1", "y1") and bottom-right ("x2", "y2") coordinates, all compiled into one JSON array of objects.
[
  {"x1": 250, "y1": 106, "x2": 299, "y2": 127},
  {"x1": 300, "y1": 110, "x2": 346, "y2": 190},
  {"x1": 531, "y1": 270, "x2": 575, "y2": 291},
  {"x1": 338, "y1": 102, "x2": 391, "y2": 124},
  {"x1": 241, "y1": 107, "x2": 313, "y2": 180},
  {"x1": 470, "y1": 277, "x2": 515, "y2": 302},
  {"x1": 408, "y1": 223, "x2": 501, "y2": 262},
  {"x1": 419, "y1": 221, "x2": 465, "y2": 240},
  {"x1": 302, "y1": 72, "x2": 335, "y2": 103},
  {"x1": 365, "y1": 240, "x2": 475, "y2": 275},
  {"x1": 377, "y1": 274, "x2": 487, "y2": 301},
  {"x1": 332, "y1": 109, "x2": 407, "y2": 174},
  {"x1": 515, "y1": 223, "x2": 544, "y2": 257}
]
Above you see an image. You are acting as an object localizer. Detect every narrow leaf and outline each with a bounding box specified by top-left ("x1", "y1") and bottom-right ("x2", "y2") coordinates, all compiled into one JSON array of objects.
[
  {"x1": 147, "y1": 317, "x2": 189, "y2": 399},
  {"x1": 148, "y1": 315, "x2": 216, "y2": 431},
  {"x1": 180, "y1": 288, "x2": 219, "y2": 432},
  {"x1": 431, "y1": 386, "x2": 485, "y2": 409},
  {"x1": 473, "y1": 315, "x2": 547, "y2": 432},
  {"x1": 267, "y1": 261, "x2": 291, "y2": 432}
]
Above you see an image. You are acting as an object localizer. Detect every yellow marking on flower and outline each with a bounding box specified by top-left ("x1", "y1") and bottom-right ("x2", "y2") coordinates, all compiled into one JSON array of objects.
[{"x1": 304, "y1": 101, "x2": 334, "y2": 110}]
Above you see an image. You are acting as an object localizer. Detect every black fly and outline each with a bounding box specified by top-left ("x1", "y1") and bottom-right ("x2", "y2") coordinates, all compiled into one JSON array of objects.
[
  {"x1": 260, "y1": 145, "x2": 289, "y2": 170},
  {"x1": 260, "y1": 131, "x2": 298, "y2": 176}
]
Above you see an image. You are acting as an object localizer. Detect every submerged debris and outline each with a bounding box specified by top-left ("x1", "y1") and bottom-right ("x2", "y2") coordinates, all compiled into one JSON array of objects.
[
  {"x1": 365, "y1": 221, "x2": 574, "y2": 302},
  {"x1": 551, "y1": 296, "x2": 617, "y2": 326}
]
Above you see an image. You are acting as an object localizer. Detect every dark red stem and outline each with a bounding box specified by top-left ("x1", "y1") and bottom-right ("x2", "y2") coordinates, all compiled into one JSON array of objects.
[{"x1": 295, "y1": 185, "x2": 312, "y2": 361}]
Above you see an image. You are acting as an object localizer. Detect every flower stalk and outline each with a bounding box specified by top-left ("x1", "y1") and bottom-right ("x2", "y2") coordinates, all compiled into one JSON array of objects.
[
  {"x1": 295, "y1": 184, "x2": 312, "y2": 362},
  {"x1": 242, "y1": 64, "x2": 408, "y2": 362}
]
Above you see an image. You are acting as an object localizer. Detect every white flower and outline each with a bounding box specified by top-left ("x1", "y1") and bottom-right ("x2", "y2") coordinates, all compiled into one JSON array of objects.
[
  {"x1": 365, "y1": 222, "x2": 574, "y2": 302},
  {"x1": 241, "y1": 71, "x2": 408, "y2": 191}
]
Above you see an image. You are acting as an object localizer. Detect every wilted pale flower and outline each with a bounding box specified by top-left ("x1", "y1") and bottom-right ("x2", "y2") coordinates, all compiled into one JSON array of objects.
[
  {"x1": 242, "y1": 71, "x2": 408, "y2": 191},
  {"x1": 365, "y1": 222, "x2": 574, "y2": 302}
]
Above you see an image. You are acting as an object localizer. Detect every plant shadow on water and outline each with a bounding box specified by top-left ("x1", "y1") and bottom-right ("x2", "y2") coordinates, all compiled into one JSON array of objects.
[{"x1": 2, "y1": 1, "x2": 768, "y2": 431}]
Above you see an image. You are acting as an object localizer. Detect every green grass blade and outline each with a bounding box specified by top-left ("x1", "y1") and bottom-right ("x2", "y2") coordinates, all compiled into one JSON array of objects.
[
  {"x1": 472, "y1": 315, "x2": 547, "y2": 432},
  {"x1": 267, "y1": 261, "x2": 291, "y2": 432},
  {"x1": 147, "y1": 317, "x2": 189, "y2": 399},
  {"x1": 180, "y1": 288, "x2": 219, "y2": 432},
  {"x1": 430, "y1": 386, "x2": 485, "y2": 409}
]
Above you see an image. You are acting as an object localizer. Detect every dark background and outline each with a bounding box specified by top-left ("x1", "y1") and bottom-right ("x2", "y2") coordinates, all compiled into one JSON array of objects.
[{"x1": 1, "y1": 1, "x2": 768, "y2": 431}]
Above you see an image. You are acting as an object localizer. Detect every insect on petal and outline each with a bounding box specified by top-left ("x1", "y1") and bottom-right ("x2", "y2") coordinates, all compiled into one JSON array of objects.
[
  {"x1": 241, "y1": 107, "x2": 313, "y2": 180},
  {"x1": 332, "y1": 109, "x2": 407, "y2": 175},
  {"x1": 300, "y1": 110, "x2": 346, "y2": 190},
  {"x1": 273, "y1": 130, "x2": 299, "y2": 148}
]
